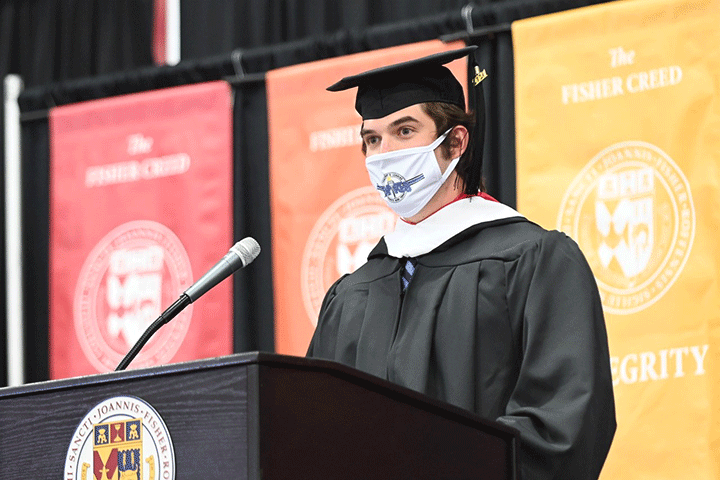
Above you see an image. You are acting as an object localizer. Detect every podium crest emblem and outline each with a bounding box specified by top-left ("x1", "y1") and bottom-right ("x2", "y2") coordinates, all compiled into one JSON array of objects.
[
  {"x1": 93, "y1": 419, "x2": 143, "y2": 479},
  {"x1": 64, "y1": 396, "x2": 175, "y2": 480}
]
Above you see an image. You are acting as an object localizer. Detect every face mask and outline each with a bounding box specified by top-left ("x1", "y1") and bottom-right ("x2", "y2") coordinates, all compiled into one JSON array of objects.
[{"x1": 365, "y1": 129, "x2": 460, "y2": 218}]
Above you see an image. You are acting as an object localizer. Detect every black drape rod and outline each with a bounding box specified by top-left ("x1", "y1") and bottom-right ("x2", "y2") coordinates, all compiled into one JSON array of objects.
[
  {"x1": 18, "y1": 78, "x2": 267, "y2": 121},
  {"x1": 224, "y1": 49, "x2": 267, "y2": 86},
  {"x1": 19, "y1": 109, "x2": 49, "y2": 123},
  {"x1": 442, "y1": 3, "x2": 512, "y2": 43},
  {"x1": 440, "y1": 22, "x2": 513, "y2": 43},
  {"x1": 224, "y1": 74, "x2": 265, "y2": 86},
  {"x1": 17, "y1": 53, "x2": 236, "y2": 122}
]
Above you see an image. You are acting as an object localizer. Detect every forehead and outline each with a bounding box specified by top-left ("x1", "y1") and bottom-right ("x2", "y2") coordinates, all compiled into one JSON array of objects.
[{"x1": 361, "y1": 104, "x2": 433, "y2": 131}]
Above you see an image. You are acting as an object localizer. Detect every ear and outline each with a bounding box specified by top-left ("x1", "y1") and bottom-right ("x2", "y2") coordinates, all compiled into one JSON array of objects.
[{"x1": 449, "y1": 125, "x2": 469, "y2": 158}]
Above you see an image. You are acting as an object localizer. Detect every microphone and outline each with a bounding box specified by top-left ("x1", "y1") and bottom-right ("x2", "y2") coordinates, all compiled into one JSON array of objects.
[
  {"x1": 184, "y1": 237, "x2": 261, "y2": 302},
  {"x1": 115, "y1": 237, "x2": 261, "y2": 371}
]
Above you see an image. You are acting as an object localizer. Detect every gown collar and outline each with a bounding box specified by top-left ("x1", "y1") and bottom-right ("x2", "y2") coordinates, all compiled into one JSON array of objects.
[{"x1": 383, "y1": 196, "x2": 524, "y2": 258}]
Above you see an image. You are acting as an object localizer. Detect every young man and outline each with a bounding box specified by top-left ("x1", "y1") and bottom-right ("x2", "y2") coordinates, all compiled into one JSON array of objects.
[{"x1": 307, "y1": 46, "x2": 616, "y2": 479}]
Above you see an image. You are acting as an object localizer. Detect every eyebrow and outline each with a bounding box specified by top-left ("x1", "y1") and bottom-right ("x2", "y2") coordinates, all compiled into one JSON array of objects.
[{"x1": 360, "y1": 116, "x2": 420, "y2": 137}]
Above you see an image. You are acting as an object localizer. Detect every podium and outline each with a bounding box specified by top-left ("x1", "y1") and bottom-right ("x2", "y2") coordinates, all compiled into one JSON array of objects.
[{"x1": 0, "y1": 352, "x2": 519, "y2": 479}]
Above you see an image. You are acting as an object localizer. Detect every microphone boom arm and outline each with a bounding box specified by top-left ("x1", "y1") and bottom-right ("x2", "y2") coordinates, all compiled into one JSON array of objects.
[
  {"x1": 114, "y1": 237, "x2": 260, "y2": 371},
  {"x1": 115, "y1": 294, "x2": 191, "y2": 371}
]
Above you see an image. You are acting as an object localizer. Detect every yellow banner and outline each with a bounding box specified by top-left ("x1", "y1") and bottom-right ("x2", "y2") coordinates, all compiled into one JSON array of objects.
[{"x1": 513, "y1": 0, "x2": 720, "y2": 478}]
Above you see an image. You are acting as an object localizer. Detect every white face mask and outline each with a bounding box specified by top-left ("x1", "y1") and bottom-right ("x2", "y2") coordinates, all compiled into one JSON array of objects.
[{"x1": 365, "y1": 129, "x2": 460, "y2": 218}]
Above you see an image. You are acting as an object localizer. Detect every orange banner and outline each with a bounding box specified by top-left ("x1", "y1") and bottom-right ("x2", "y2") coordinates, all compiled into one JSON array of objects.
[
  {"x1": 49, "y1": 82, "x2": 234, "y2": 378},
  {"x1": 266, "y1": 40, "x2": 467, "y2": 355},
  {"x1": 513, "y1": 1, "x2": 720, "y2": 478}
]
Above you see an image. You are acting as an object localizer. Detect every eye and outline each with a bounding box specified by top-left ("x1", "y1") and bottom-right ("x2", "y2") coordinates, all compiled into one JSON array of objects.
[
  {"x1": 398, "y1": 126, "x2": 413, "y2": 136},
  {"x1": 364, "y1": 135, "x2": 380, "y2": 147}
]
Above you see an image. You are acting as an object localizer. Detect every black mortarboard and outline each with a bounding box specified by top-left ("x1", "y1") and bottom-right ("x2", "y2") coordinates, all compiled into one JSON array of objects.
[{"x1": 327, "y1": 46, "x2": 478, "y2": 120}]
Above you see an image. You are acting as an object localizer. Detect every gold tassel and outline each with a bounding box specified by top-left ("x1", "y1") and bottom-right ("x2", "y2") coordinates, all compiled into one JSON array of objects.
[{"x1": 472, "y1": 66, "x2": 488, "y2": 86}]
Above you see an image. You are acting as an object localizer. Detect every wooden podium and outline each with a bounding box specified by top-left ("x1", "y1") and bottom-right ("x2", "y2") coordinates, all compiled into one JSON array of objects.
[{"x1": 0, "y1": 352, "x2": 519, "y2": 479}]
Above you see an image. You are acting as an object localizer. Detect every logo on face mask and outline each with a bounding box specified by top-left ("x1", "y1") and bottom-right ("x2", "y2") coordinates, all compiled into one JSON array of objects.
[
  {"x1": 376, "y1": 173, "x2": 425, "y2": 203},
  {"x1": 365, "y1": 129, "x2": 456, "y2": 218}
]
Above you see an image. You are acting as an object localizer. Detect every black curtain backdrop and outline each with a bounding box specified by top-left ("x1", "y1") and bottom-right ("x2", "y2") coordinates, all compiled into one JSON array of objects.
[
  {"x1": 0, "y1": 0, "x2": 154, "y2": 385},
  {"x1": 231, "y1": 77, "x2": 276, "y2": 354},
  {"x1": 0, "y1": 0, "x2": 154, "y2": 88},
  {"x1": 11, "y1": 0, "x2": 614, "y2": 384},
  {"x1": 180, "y1": 0, "x2": 507, "y2": 60}
]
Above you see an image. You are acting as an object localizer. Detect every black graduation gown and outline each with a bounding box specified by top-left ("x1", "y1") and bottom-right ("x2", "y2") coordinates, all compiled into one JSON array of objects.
[{"x1": 307, "y1": 216, "x2": 616, "y2": 480}]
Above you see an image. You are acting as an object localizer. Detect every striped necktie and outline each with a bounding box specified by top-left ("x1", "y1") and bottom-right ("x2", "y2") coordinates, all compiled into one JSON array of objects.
[{"x1": 401, "y1": 258, "x2": 417, "y2": 291}]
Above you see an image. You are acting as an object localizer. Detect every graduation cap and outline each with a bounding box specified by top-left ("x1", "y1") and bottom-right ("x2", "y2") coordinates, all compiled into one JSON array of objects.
[
  {"x1": 327, "y1": 46, "x2": 482, "y2": 120},
  {"x1": 328, "y1": 45, "x2": 489, "y2": 195}
]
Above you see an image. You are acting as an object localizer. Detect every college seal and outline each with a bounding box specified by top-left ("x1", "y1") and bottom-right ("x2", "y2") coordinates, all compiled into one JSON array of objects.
[
  {"x1": 557, "y1": 141, "x2": 695, "y2": 315},
  {"x1": 301, "y1": 186, "x2": 396, "y2": 326},
  {"x1": 74, "y1": 220, "x2": 194, "y2": 371},
  {"x1": 64, "y1": 396, "x2": 175, "y2": 480}
]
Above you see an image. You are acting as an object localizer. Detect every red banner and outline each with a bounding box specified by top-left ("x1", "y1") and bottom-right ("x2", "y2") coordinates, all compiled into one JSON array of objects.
[
  {"x1": 266, "y1": 40, "x2": 467, "y2": 355},
  {"x1": 49, "y1": 81, "x2": 233, "y2": 378}
]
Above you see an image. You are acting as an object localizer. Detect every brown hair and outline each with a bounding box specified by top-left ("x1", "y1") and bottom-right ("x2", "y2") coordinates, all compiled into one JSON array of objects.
[{"x1": 421, "y1": 102, "x2": 484, "y2": 194}]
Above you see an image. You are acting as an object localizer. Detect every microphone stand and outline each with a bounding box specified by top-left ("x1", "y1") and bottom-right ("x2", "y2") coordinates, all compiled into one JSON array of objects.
[
  {"x1": 115, "y1": 294, "x2": 191, "y2": 371},
  {"x1": 113, "y1": 237, "x2": 260, "y2": 372}
]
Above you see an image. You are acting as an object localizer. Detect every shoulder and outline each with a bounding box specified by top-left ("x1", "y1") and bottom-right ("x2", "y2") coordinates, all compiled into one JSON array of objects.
[
  {"x1": 423, "y1": 218, "x2": 577, "y2": 265},
  {"x1": 326, "y1": 252, "x2": 399, "y2": 294},
  {"x1": 485, "y1": 223, "x2": 593, "y2": 275},
  {"x1": 418, "y1": 219, "x2": 597, "y2": 287}
]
